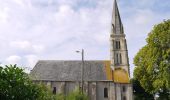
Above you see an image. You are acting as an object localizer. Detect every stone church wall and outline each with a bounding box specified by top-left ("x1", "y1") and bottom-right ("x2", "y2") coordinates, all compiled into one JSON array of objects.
[
  {"x1": 34, "y1": 81, "x2": 113, "y2": 100},
  {"x1": 34, "y1": 80, "x2": 132, "y2": 100},
  {"x1": 115, "y1": 83, "x2": 133, "y2": 100}
]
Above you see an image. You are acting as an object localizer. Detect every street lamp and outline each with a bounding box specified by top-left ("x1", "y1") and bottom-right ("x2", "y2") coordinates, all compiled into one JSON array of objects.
[{"x1": 76, "y1": 49, "x2": 84, "y2": 94}]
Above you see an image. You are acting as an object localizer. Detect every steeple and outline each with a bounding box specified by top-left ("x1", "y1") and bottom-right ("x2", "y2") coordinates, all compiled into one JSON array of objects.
[
  {"x1": 110, "y1": 0, "x2": 130, "y2": 76},
  {"x1": 111, "y1": 0, "x2": 124, "y2": 35},
  {"x1": 109, "y1": 1, "x2": 133, "y2": 99}
]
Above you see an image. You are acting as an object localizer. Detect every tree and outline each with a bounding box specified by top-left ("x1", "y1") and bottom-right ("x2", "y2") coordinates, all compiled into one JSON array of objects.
[
  {"x1": 133, "y1": 20, "x2": 170, "y2": 99},
  {"x1": 132, "y1": 79, "x2": 154, "y2": 100},
  {"x1": 0, "y1": 64, "x2": 57, "y2": 100}
]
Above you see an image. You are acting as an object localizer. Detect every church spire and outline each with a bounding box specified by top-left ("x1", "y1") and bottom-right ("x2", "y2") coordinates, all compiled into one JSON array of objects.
[
  {"x1": 110, "y1": 0, "x2": 130, "y2": 75},
  {"x1": 109, "y1": 1, "x2": 133, "y2": 99},
  {"x1": 111, "y1": 0, "x2": 124, "y2": 34}
]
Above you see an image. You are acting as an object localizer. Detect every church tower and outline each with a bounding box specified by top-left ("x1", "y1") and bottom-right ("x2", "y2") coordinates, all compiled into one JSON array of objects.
[
  {"x1": 110, "y1": 0, "x2": 130, "y2": 82},
  {"x1": 110, "y1": 0, "x2": 133, "y2": 100}
]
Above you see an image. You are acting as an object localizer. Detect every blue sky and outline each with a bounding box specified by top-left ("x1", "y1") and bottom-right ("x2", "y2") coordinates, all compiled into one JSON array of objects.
[{"x1": 0, "y1": 0, "x2": 169, "y2": 76}]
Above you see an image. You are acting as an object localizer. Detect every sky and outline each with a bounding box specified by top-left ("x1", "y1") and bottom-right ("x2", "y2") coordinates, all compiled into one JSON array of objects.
[{"x1": 0, "y1": 0, "x2": 170, "y2": 76}]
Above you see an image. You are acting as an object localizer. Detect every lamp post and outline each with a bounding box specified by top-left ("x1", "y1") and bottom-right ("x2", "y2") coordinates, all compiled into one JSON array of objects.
[{"x1": 76, "y1": 49, "x2": 84, "y2": 94}]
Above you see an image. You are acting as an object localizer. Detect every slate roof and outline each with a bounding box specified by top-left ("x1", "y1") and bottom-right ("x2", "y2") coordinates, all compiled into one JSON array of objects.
[{"x1": 30, "y1": 60, "x2": 112, "y2": 81}]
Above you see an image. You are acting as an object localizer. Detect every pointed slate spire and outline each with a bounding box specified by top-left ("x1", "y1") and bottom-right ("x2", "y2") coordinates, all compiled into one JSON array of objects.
[{"x1": 111, "y1": 0, "x2": 124, "y2": 34}]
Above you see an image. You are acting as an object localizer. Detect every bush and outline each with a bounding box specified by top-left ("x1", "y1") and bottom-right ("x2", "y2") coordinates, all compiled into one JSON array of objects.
[
  {"x1": 0, "y1": 65, "x2": 57, "y2": 100},
  {"x1": 66, "y1": 89, "x2": 88, "y2": 100}
]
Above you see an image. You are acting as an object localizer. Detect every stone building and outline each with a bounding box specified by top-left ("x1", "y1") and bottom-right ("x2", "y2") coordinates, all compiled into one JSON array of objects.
[{"x1": 30, "y1": 0, "x2": 133, "y2": 100}]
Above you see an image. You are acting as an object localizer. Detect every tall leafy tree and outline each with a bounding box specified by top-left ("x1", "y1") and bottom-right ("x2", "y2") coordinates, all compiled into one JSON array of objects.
[
  {"x1": 132, "y1": 79, "x2": 154, "y2": 100},
  {"x1": 133, "y1": 20, "x2": 170, "y2": 99}
]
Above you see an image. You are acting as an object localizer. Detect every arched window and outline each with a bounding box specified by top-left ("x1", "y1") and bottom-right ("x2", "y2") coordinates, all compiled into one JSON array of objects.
[
  {"x1": 53, "y1": 87, "x2": 56, "y2": 94},
  {"x1": 115, "y1": 41, "x2": 121, "y2": 49},
  {"x1": 122, "y1": 86, "x2": 126, "y2": 92},
  {"x1": 123, "y1": 96, "x2": 126, "y2": 100},
  {"x1": 116, "y1": 53, "x2": 119, "y2": 64},
  {"x1": 104, "y1": 88, "x2": 108, "y2": 98},
  {"x1": 115, "y1": 53, "x2": 122, "y2": 65},
  {"x1": 119, "y1": 53, "x2": 122, "y2": 64}
]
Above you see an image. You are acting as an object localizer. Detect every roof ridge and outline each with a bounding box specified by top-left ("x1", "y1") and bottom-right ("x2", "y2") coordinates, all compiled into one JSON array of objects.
[{"x1": 38, "y1": 60, "x2": 110, "y2": 62}]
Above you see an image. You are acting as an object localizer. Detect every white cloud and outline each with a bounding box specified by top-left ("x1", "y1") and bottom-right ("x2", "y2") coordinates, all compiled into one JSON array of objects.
[
  {"x1": 9, "y1": 41, "x2": 45, "y2": 54},
  {"x1": 33, "y1": 45, "x2": 45, "y2": 53},
  {"x1": 10, "y1": 41, "x2": 31, "y2": 50},
  {"x1": 134, "y1": 10, "x2": 153, "y2": 25},
  {"x1": 0, "y1": 7, "x2": 9, "y2": 23},
  {"x1": 25, "y1": 55, "x2": 38, "y2": 68},
  {"x1": 0, "y1": 0, "x2": 169, "y2": 76},
  {"x1": 6, "y1": 55, "x2": 21, "y2": 64},
  {"x1": 5, "y1": 54, "x2": 38, "y2": 73},
  {"x1": 13, "y1": 0, "x2": 25, "y2": 6}
]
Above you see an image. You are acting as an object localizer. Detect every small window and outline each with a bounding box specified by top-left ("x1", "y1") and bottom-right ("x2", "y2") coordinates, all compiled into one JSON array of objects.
[
  {"x1": 120, "y1": 53, "x2": 122, "y2": 64},
  {"x1": 53, "y1": 87, "x2": 56, "y2": 94},
  {"x1": 123, "y1": 96, "x2": 126, "y2": 100},
  {"x1": 116, "y1": 53, "x2": 119, "y2": 64},
  {"x1": 115, "y1": 41, "x2": 121, "y2": 49},
  {"x1": 79, "y1": 86, "x2": 82, "y2": 92},
  {"x1": 122, "y1": 86, "x2": 126, "y2": 92},
  {"x1": 112, "y1": 24, "x2": 115, "y2": 29},
  {"x1": 115, "y1": 53, "x2": 122, "y2": 65},
  {"x1": 104, "y1": 88, "x2": 108, "y2": 98}
]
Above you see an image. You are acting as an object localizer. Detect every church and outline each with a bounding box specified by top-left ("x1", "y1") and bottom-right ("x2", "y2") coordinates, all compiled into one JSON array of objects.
[{"x1": 30, "y1": 0, "x2": 133, "y2": 100}]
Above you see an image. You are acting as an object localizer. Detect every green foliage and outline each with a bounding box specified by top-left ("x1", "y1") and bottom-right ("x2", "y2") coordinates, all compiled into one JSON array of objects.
[
  {"x1": 0, "y1": 64, "x2": 57, "y2": 100},
  {"x1": 0, "y1": 65, "x2": 38, "y2": 99},
  {"x1": 55, "y1": 88, "x2": 89, "y2": 100},
  {"x1": 66, "y1": 89, "x2": 88, "y2": 100},
  {"x1": 133, "y1": 20, "x2": 170, "y2": 99},
  {"x1": 36, "y1": 84, "x2": 57, "y2": 100},
  {"x1": 56, "y1": 93, "x2": 65, "y2": 100},
  {"x1": 132, "y1": 79, "x2": 154, "y2": 100}
]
